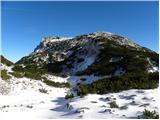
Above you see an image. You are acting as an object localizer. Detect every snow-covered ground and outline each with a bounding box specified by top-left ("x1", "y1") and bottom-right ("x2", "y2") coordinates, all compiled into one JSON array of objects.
[
  {"x1": 0, "y1": 77, "x2": 69, "y2": 120},
  {"x1": 0, "y1": 76, "x2": 159, "y2": 119},
  {"x1": 68, "y1": 89, "x2": 159, "y2": 119},
  {"x1": 67, "y1": 75, "x2": 110, "y2": 87},
  {"x1": 0, "y1": 63, "x2": 13, "y2": 73},
  {"x1": 0, "y1": 63, "x2": 159, "y2": 119}
]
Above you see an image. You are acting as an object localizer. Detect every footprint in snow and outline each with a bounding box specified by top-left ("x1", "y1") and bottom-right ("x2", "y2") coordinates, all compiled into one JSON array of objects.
[
  {"x1": 99, "y1": 97, "x2": 113, "y2": 102},
  {"x1": 119, "y1": 94, "x2": 136, "y2": 100},
  {"x1": 129, "y1": 101, "x2": 139, "y2": 106},
  {"x1": 136, "y1": 90, "x2": 145, "y2": 93},
  {"x1": 100, "y1": 105, "x2": 107, "y2": 108},
  {"x1": 142, "y1": 97, "x2": 153, "y2": 101},
  {"x1": 139, "y1": 103, "x2": 150, "y2": 107},
  {"x1": 90, "y1": 101, "x2": 97, "y2": 103},
  {"x1": 119, "y1": 105, "x2": 128, "y2": 110}
]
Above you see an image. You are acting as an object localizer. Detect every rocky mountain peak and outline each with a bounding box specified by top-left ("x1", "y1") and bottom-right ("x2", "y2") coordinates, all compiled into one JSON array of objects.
[
  {"x1": 92, "y1": 32, "x2": 141, "y2": 49},
  {"x1": 33, "y1": 32, "x2": 142, "y2": 54},
  {"x1": 93, "y1": 31, "x2": 113, "y2": 36},
  {"x1": 17, "y1": 31, "x2": 158, "y2": 75},
  {"x1": 34, "y1": 36, "x2": 73, "y2": 53},
  {"x1": 41, "y1": 36, "x2": 73, "y2": 43}
]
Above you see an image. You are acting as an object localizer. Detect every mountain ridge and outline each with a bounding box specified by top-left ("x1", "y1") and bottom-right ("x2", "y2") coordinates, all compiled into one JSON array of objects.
[
  {"x1": 16, "y1": 32, "x2": 158, "y2": 76},
  {"x1": 1, "y1": 32, "x2": 159, "y2": 91}
]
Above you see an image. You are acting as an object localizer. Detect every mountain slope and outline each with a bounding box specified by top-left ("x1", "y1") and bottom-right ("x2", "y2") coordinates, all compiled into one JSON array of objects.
[
  {"x1": 0, "y1": 32, "x2": 159, "y2": 119},
  {"x1": 17, "y1": 32, "x2": 158, "y2": 74},
  {"x1": 16, "y1": 32, "x2": 159, "y2": 88},
  {"x1": 1, "y1": 55, "x2": 13, "y2": 66}
]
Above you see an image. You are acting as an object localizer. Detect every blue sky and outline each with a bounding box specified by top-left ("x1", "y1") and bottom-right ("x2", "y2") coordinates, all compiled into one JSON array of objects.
[{"x1": 1, "y1": 1, "x2": 159, "y2": 62}]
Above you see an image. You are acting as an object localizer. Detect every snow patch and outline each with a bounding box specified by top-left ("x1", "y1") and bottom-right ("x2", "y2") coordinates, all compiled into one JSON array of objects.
[
  {"x1": 43, "y1": 74, "x2": 68, "y2": 83},
  {"x1": 147, "y1": 58, "x2": 159, "y2": 73},
  {"x1": 109, "y1": 57, "x2": 123, "y2": 63},
  {"x1": 114, "y1": 67, "x2": 125, "y2": 76},
  {"x1": 0, "y1": 63, "x2": 13, "y2": 73}
]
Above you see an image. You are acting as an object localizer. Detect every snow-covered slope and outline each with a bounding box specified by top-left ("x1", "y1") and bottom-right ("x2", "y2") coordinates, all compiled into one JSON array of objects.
[
  {"x1": 0, "y1": 77, "x2": 69, "y2": 119},
  {"x1": 0, "y1": 83, "x2": 158, "y2": 119},
  {"x1": 0, "y1": 63, "x2": 13, "y2": 73}
]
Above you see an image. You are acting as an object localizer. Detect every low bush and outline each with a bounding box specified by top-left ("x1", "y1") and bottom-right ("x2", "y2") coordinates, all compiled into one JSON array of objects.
[
  {"x1": 12, "y1": 65, "x2": 24, "y2": 72},
  {"x1": 109, "y1": 101, "x2": 119, "y2": 108},
  {"x1": 77, "y1": 72, "x2": 159, "y2": 96},
  {"x1": 12, "y1": 64, "x2": 46, "y2": 80},
  {"x1": 1, "y1": 70, "x2": 11, "y2": 80},
  {"x1": 39, "y1": 88, "x2": 48, "y2": 94},
  {"x1": 9, "y1": 71, "x2": 24, "y2": 78},
  {"x1": 43, "y1": 79, "x2": 70, "y2": 88},
  {"x1": 24, "y1": 72, "x2": 42, "y2": 80},
  {"x1": 65, "y1": 93, "x2": 74, "y2": 99},
  {"x1": 142, "y1": 109, "x2": 159, "y2": 119}
]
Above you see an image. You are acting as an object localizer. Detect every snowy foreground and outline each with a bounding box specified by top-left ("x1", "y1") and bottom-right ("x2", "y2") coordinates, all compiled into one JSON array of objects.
[{"x1": 0, "y1": 77, "x2": 159, "y2": 119}]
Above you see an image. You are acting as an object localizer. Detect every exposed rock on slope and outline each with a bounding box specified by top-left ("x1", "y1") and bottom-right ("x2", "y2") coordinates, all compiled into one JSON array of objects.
[{"x1": 17, "y1": 32, "x2": 158, "y2": 77}]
